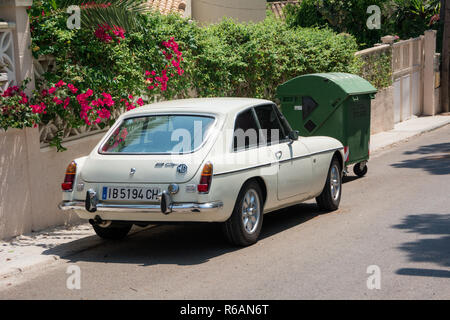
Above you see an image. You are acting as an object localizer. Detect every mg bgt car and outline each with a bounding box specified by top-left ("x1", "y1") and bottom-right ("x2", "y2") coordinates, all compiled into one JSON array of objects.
[{"x1": 59, "y1": 98, "x2": 344, "y2": 246}]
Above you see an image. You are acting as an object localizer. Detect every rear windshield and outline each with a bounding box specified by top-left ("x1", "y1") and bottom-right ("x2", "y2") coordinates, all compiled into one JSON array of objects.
[{"x1": 100, "y1": 115, "x2": 215, "y2": 154}]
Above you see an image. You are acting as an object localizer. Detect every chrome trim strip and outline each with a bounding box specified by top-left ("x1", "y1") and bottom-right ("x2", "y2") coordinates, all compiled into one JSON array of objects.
[
  {"x1": 213, "y1": 163, "x2": 274, "y2": 177},
  {"x1": 58, "y1": 200, "x2": 223, "y2": 214},
  {"x1": 214, "y1": 147, "x2": 343, "y2": 177},
  {"x1": 278, "y1": 147, "x2": 343, "y2": 164}
]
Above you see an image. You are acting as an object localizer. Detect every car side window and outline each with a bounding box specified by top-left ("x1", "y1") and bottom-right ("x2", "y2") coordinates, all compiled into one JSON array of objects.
[
  {"x1": 274, "y1": 106, "x2": 293, "y2": 138},
  {"x1": 254, "y1": 105, "x2": 286, "y2": 145},
  {"x1": 233, "y1": 109, "x2": 259, "y2": 151}
]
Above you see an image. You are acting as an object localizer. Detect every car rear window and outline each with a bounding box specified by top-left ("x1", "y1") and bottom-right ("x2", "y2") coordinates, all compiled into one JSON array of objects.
[{"x1": 100, "y1": 115, "x2": 215, "y2": 154}]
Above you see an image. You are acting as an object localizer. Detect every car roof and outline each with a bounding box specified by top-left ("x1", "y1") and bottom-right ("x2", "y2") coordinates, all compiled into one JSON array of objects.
[{"x1": 123, "y1": 97, "x2": 273, "y2": 117}]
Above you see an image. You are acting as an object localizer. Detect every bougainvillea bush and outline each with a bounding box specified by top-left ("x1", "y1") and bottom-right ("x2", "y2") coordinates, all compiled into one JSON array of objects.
[
  {"x1": 0, "y1": 81, "x2": 39, "y2": 130},
  {"x1": 0, "y1": 1, "x2": 362, "y2": 151}
]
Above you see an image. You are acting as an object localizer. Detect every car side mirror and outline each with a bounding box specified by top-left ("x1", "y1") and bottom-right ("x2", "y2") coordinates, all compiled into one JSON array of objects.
[{"x1": 288, "y1": 130, "x2": 299, "y2": 141}]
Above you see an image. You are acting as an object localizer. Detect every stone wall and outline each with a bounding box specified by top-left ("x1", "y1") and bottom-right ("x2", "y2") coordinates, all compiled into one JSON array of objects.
[{"x1": 371, "y1": 86, "x2": 395, "y2": 135}]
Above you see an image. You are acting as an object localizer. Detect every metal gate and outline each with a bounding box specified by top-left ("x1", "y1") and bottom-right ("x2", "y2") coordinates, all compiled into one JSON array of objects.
[{"x1": 392, "y1": 37, "x2": 424, "y2": 123}]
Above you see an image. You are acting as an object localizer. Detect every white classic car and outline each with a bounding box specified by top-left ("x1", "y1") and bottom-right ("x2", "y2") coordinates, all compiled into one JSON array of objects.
[{"x1": 59, "y1": 98, "x2": 344, "y2": 246}]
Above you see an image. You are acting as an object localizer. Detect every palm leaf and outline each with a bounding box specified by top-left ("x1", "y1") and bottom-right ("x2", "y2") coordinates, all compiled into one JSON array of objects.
[{"x1": 56, "y1": 0, "x2": 148, "y2": 31}]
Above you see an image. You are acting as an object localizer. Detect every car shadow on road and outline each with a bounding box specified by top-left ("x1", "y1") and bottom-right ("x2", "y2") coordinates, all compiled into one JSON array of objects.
[
  {"x1": 392, "y1": 213, "x2": 450, "y2": 278},
  {"x1": 46, "y1": 203, "x2": 324, "y2": 267},
  {"x1": 391, "y1": 142, "x2": 450, "y2": 175},
  {"x1": 342, "y1": 175, "x2": 360, "y2": 183}
]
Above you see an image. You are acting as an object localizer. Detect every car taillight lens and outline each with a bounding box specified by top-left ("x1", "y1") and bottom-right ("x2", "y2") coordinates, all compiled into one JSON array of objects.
[
  {"x1": 197, "y1": 162, "x2": 213, "y2": 194},
  {"x1": 62, "y1": 161, "x2": 77, "y2": 191}
]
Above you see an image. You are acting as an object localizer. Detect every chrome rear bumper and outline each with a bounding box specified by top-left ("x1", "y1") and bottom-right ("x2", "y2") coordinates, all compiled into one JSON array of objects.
[
  {"x1": 58, "y1": 189, "x2": 223, "y2": 215},
  {"x1": 58, "y1": 200, "x2": 223, "y2": 213}
]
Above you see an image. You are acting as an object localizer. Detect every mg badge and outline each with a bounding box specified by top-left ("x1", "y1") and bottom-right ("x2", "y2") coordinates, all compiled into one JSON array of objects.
[
  {"x1": 130, "y1": 168, "x2": 136, "y2": 175},
  {"x1": 177, "y1": 164, "x2": 188, "y2": 174}
]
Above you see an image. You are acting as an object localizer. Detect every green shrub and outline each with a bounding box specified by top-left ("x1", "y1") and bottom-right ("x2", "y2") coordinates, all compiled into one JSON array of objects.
[
  {"x1": 284, "y1": 0, "x2": 441, "y2": 48},
  {"x1": 284, "y1": 0, "x2": 388, "y2": 48},
  {"x1": 192, "y1": 17, "x2": 361, "y2": 100},
  {"x1": 357, "y1": 50, "x2": 393, "y2": 89}
]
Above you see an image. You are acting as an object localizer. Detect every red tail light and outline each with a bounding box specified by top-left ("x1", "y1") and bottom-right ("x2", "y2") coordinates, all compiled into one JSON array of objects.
[
  {"x1": 197, "y1": 162, "x2": 213, "y2": 194},
  {"x1": 62, "y1": 161, "x2": 77, "y2": 191}
]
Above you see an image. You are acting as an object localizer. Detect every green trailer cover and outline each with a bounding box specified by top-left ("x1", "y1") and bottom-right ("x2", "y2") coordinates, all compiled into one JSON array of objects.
[{"x1": 276, "y1": 73, "x2": 377, "y2": 165}]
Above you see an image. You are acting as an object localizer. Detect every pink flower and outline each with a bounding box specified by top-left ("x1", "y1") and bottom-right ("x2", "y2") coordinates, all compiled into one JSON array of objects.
[
  {"x1": 67, "y1": 84, "x2": 78, "y2": 94},
  {"x1": 125, "y1": 101, "x2": 135, "y2": 111},
  {"x1": 101, "y1": 92, "x2": 114, "y2": 107},
  {"x1": 136, "y1": 98, "x2": 144, "y2": 106},
  {"x1": 53, "y1": 96, "x2": 63, "y2": 105},
  {"x1": 63, "y1": 97, "x2": 70, "y2": 109},
  {"x1": 31, "y1": 102, "x2": 46, "y2": 114},
  {"x1": 19, "y1": 92, "x2": 28, "y2": 104},
  {"x1": 112, "y1": 25, "x2": 125, "y2": 40},
  {"x1": 97, "y1": 107, "x2": 111, "y2": 119},
  {"x1": 94, "y1": 24, "x2": 113, "y2": 43},
  {"x1": 55, "y1": 80, "x2": 66, "y2": 88},
  {"x1": 48, "y1": 87, "x2": 56, "y2": 94}
]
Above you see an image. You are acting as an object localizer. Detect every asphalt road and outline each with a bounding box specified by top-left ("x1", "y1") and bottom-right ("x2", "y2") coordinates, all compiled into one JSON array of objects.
[{"x1": 1, "y1": 125, "x2": 449, "y2": 299}]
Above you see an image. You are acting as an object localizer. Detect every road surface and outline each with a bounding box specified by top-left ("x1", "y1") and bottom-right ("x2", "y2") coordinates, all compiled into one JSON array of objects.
[{"x1": 1, "y1": 125, "x2": 449, "y2": 299}]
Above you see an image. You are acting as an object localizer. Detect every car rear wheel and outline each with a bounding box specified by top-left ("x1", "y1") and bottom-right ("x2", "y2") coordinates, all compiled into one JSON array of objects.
[
  {"x1": 316, "y1": 158, "x2": 342, "y2": 211},
  {"x1": 222, "y1": 181, "x2": 263, "y2": 247},
  {"x1": 92, "y1": 222, "x2": 132, "y2": 240}
]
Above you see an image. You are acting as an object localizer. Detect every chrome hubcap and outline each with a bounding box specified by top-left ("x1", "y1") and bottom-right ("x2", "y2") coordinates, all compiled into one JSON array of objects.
[
  {"x1": 241, "y1": 189, "x2": 260, "y2": 234},
  {"x1": 330, "y1": 165, "x2": 341, "y2": 201}
]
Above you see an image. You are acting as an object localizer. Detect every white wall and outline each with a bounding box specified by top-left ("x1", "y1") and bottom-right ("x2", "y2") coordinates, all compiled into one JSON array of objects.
[
  {"x1": 0, "y1": 127, "x2": 103, "y2": 240},
  {"x1": 192, "y1": 0, "x2": 266, "y2": 24}
]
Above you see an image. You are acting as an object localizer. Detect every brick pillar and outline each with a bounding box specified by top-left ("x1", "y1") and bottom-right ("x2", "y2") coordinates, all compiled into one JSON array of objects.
[{"x1": 423, "y1": 30, "x2": 437, "y2": 115}]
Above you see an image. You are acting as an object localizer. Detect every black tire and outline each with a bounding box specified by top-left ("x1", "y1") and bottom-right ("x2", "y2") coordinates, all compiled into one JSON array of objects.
[
  {"x1": 353, "y1": 162, "x2": 368, "y2": 177},
  {"x1": 222, "y1": 181, "x2": 264, "y2": 247},
  {"x1": 316, "y1": 158, "x2": 342, "y2": 211},
  {"x1": 92, "y1": 223, "x2": 132, "y2": 240}
]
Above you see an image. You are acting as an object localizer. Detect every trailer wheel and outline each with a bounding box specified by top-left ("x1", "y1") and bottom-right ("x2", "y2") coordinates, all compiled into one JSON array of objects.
[{"x1": 353, "y1": 162, "x2": 368, "y2": 177}]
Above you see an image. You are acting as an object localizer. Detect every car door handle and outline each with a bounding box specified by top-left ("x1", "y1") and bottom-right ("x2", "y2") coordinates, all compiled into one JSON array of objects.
[{"x1": 275, "y1": 151, "x2": 282, "y2": 159}]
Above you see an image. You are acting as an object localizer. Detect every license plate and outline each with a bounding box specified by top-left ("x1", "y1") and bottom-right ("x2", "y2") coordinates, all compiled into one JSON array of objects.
[{"x1": 102, "y1": 186, "x2": 160, "y2": 201}]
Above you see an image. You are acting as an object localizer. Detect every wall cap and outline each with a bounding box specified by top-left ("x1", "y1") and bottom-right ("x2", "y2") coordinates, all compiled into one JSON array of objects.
[
  {"x1": 0, "y1": 21, "x2": 16, "y2": 29},
  {"x1": 0, "y1": 0, "x2": 33, "y2": 8}
]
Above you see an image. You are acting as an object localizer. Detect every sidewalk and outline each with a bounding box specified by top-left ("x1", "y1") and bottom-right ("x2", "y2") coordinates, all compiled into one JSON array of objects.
[
  {"x1": 370, "y1": 114, "x2": 450, "y2": 153},
  {"x1": 1, "y1": 114, "x2": 449, "y2": 281}
]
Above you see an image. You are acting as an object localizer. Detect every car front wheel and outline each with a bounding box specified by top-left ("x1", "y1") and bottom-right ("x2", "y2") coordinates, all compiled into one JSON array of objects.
[{"x1": 222, "y1": 181, "x2": 264, "y2": 246}]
